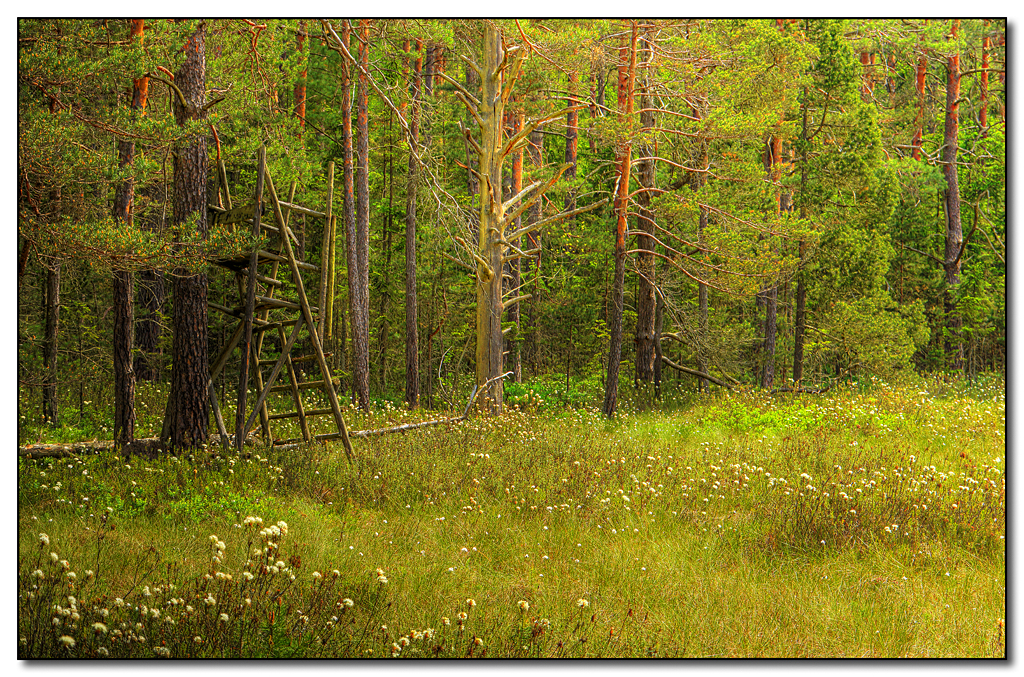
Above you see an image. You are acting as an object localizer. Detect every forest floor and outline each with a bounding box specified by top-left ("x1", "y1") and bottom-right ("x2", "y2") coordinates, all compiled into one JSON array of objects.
[{"x1": 17, "y1": 375, "x2": 1005, "y2": 658}]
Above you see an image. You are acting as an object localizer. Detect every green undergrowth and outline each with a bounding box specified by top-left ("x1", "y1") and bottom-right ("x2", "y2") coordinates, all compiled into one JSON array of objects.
[{"x1": 18, "y1": 377, "x2": 1005, "y2": 657}]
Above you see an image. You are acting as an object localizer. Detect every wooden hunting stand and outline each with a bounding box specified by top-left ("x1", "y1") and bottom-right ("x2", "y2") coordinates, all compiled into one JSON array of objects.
[{"x1": 206, "y1": 147, "x2": 353, "y2": 461}]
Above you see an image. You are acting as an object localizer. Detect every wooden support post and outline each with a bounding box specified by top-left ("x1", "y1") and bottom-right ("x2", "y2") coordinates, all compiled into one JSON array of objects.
[
  {"x1": 235, "y1": 145, "x2": 265, "y2": 453},
  {"x1": 326, "y1": 163, "x2": 337, "y2": 343},
  {"x1": 327, "y1": 215, "x2": 337, "y2": 343},
  {"x1": 218, "y1": 155, "x2": 233, "y2": 210},
  {"x1": 318, "y1": 162, "x2": 334, "y2": 341},
  {"x1": 265, "y1": 168, "x2": 354, "y2": 463}
]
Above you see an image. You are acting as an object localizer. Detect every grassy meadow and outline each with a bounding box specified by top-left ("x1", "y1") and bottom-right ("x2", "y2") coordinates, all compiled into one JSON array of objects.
[{"x1": 17, "y1": 375, "x2": 1005, "y2": 658}]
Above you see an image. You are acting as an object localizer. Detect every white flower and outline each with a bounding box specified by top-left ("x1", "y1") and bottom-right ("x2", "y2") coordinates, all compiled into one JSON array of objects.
[
  {"x1": 576, "y1": 598, "x2": 589, "y2": 608},
  {"x1": 343, "y1": 598, "x2": 354, "y2": 608},
  {"x1": 204, "y1": 594, "x2": 216, "y2": 607},
  {"x1": 97, "y1": 647, "x2": 109, "y2": 656},
  {"x1": 517, "y1": 600, "x2": 530, "y2": 612},
  {"x1": 59, "y1": 635, "x2": 75, "y2": 648},
  {"x1": 39, "y1": 533, "x2": 50, "y2": 547},
  {"x1": 218, "y1": 613, "x2": 229, "y2": 623},
  {"x1": 312, "y1": 571, "x2": 322, "y2": 580},
  {"x1": 93, "y1": 622, "x2": 108, "y2": 634},
  {"x1": 153, "y1": 646, "x2": 171, "y2": 657}
]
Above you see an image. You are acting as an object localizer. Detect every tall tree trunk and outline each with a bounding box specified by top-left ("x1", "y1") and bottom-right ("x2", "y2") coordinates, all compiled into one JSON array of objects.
[
  {"x1": 758, "y1": 129, "x2": 783, "y2": 390},
  {"x1": 602, "y1": 23, "x2": 638, "y2": 419},
  {"x1": 525, "y1": 127, "x2": 543, "y2": 377},
  {"x1": 42, "y1": 260, "x2": 61, "y2": 426},
  {"x1": 912, "y1": 27, "x2": 927, "y2": 161},
  {"x1": 563, "y1": 70, "x2": 579, "y2": 217},
  {"x1": 793, "y1": 85, "x2": 810, "y2": 386},
  {"x1": 635, "y1": 24, "x2": 657, "y2": 385},
  {"x1": 463, "y1": 63, "x2": 480, "y2": 197},
  {"x1": 294, "y1": 21, "x2": 307, "y2": 129},
  {"x1": 111, "y1": 18, "x2": 146, "y2": 448},
  {"x1": 505, "y1": 110, "x2": 524, "y2": 383},
  {"x1": 41, "y1": 67, "x2": 63, "y2": 427},
  {"x1": 697, "y1": 204, "x2": 709, "y2": 392},
  {"x1": 405, "y1": 39, "x2": 422, "y2": 408},
  {"x1": 759, "y1": 19, "x2": 785, "y2": 391},
  {"x1": 340, "y1": 21, "x2": 358, "y2": 405},
  {"x1": 980, "y1": 22, "x2": 990, "y2": 131},
  {"x1": 475, "y1": 24, "x2": 506, "y2": 415},
  {"x1": 424, "y1": 45, "x2": 435, "y2": 96},
  {"x1": 352, "y1": 19, "x2": 371, "y2": 410},
  {"x1": 943, "y1": 20, "x2": 964, "y2": 372},
  {"x1": 654, "y1": 285, "x2": 665, "y2": 396},
  {"x1": 163, "y1": 22, "x2": 210, "y2": 451}
]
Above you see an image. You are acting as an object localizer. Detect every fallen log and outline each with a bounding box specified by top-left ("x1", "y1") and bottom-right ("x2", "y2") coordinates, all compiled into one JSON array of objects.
[
  {"x1": 18, "y1": 434, "x2": 251, "y2": 459},
  {"x1": 660, "y1": 356, "x2": 734, "y2": 390}
]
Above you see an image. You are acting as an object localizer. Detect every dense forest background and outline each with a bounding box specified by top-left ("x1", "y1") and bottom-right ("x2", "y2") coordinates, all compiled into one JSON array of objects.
[{"x1": 16, "y1": 19, "x2": 1006, "y2": 446}]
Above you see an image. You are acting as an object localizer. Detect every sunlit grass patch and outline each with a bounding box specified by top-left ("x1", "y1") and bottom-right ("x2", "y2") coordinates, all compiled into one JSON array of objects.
[{"x1": 19, "y1": 377, "x2": 1004, "y2": 657}]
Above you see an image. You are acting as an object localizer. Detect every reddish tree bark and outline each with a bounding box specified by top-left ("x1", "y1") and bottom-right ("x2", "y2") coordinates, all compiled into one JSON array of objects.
[
  {"x1": 352, "y1": 20, "x2": 371, "y2": 410},
  {"x1": 602, "y1": 23, "x2": 638, "y2": 418},
  {"x1": 294, "y1": 21, "x2": 307, "y2": 128},
  {"x1": 524, "y1": 127, "x2": 543, "y2": 375},
  {"x1": 912, "y1": 27, "x2": 927, "y2": 160},
  {"x1": 340, "y1": 21, "x2": 358, "y2": 405},
  {"x1": 942, "y1": 20, "x2": 964, "y2": 371},
  {"x1": 505, "y1": 110, "x2": 524, "y2": 383},
  {"x1": 635, "y1": 24, "x2": 657, "y2": 385}
]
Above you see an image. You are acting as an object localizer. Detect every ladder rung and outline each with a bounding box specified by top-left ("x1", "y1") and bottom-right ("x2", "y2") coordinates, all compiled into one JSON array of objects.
[
  {"x1": 254, "y1": 273, "x2": 283, "y2": 288},
  {"x1": 252, "y1": 319, "x2": 300, "y2": 333},
  {"x1": 260, "y1": 354, "x2": 331, "y2": 364},
  {"x1": 268, "y1": 408, "x2": 333, "y2": 421},
  {"x1": 258, "y1": 250, "x2": 318, "y2": 272},
  {"x1": 270, "y1": 377, "x2": 341, "y2": 392},
  {"x1": 253, "y1": 296, "x2": 319, "y2": 314}
]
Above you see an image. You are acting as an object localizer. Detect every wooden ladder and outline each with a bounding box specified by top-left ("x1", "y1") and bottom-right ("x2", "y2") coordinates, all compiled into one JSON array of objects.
[{"x1": 207, "y1": 147, "x2": 353, "y2": 462}]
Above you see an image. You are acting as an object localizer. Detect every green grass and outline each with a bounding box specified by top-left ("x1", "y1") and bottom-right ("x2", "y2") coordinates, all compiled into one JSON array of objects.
[{"x1": 18, "y1": 376, "x2": 1005, "y2": 657}]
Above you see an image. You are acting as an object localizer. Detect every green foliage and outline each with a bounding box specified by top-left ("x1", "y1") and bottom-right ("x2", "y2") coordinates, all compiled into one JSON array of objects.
[{"x1": 16, "y1": 18, "x2": 1004, "y2": 425}]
